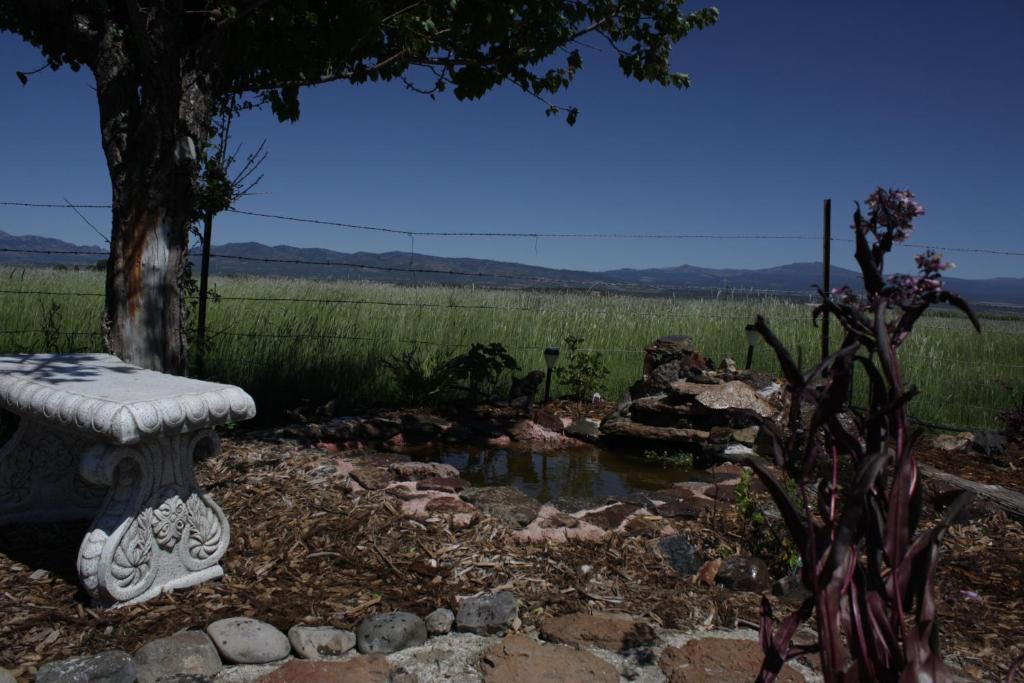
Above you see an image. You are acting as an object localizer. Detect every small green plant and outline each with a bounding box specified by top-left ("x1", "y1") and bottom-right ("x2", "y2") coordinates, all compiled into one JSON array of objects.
[
  {"x1": 445, "y1": 342, "x2": 519, "y2": 400},
  {"x1": 642, "y1": 449, "x2": 695, "y2": 468},
  {"x1": 556, "y1": 335, "x2": 610, "y2": 401},
  {"x1": 734, "y1": 469, "x2": 800, "y2": 575},
  {"x1": 382, "y1": 349, "x2": 454, "y2": 406},
  {"x1": 36, "y1": 301, "x2": 86, "y2": 354}
]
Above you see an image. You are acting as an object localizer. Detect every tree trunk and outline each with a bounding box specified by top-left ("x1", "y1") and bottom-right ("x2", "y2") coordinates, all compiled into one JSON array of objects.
[{"x1": 93, "y1": 18, "x2": 216, "y2": 374}]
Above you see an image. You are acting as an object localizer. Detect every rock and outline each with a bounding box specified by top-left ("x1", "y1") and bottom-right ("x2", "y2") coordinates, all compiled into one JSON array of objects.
[
  {"x1": 424, "y1": 496, "x2": 478, "y2": 515},
  {"x1": 696, "y1": 558, "x2": 722, "y2": 585},
  {"x1": 657, "y1": 498, "x2": 716, "y2": 519},
  {"x1": 564, "y1": 416, "x2": 602, "y2": 441},
  {"x1": 531, "y1": 406, "x2": 566, "y2": 432},
  {"x1": 671, "y1": 380, "x2": 778, "y2": 418},
  {"x1": 659, "y1": 637, "x2": 805, "y2": 683},
  {"x1": 287, "y1": 625, "x2": 356, "y2": 659},
  {"x1": 350, "y1": 466, "x2": 393, "y2": 490},
  {"x1": 773, "y1": 575, "x2": 813, "y2": 603},
  {"x1": 600, "y1": 416, "x2": 710, "y2": 444},
  {"x1": 480, "y1": 633, "x2": 618, "y2": 683},
  {"x1": 707, "y1": 484, "x2": 737, "y2": 503},
  {"x1": 399, "y1": 413, "x2": 449, "y2": 438},
  {"x1": 972, "y1": 430, "x2": 1007, "y2": 457},
  {"x1": 390, "y1": 461, "x2": 460, "y2": 480},
  {"x1": 539, "y1": 612, "x2": 656, "y2": 651},
  {"x1": 424, "y1": 608, "x2": 456, "y2": 636},
  {"x1": 656, "y1": 535, "x2": 704, "y2": 577},
  {"x1": 460, "y1": 487, "x2": 540, "y2": 527},
  {"x1": 579, "y1": 502, "x2": 641, "y2": 530},
  {"x1": 134, "y1": 631, "x2": 223, "y2": 683},
  {"x1": 507, "y1": 420, "x2": 577, "y2": 447},
  {"x1": 418, "y1": 476, "x2": 471, "y2": 493},
  {"x1": 36, "y1": 650, "x2": 136, "y2": 683},
  {"x1": 356, "y1": 612, "x2": 428, "y2": 654},
  {"x1": 206, "y1": 617, "x2": 291, "y2": 664},
  {"x1": 719, "y1": 357, "x2": 738, "y2": 373},
  {"x1": 155, "y1": 676, "x2": 214, "y2": 683},
  {"x1": 732, "y1": 425, "x2": 759, "y2": 446},
  {"x1": 715, "y1": 556, "x2": 771, "y2": 593},
  {"x1": 508, "y1": 370, "x2": 545, "y2": 405},
  {"x1": 932, "y1": 432, "x2": 973, "y2": 451},
  {"x1": 456, "y1": 591, "x2": 518, "y2": 635},
  {"x1": 363, "y1": 417, "x2": 402, "y2": 440},
  {"x1": 256, "y1": 655, "x2": 393, "y2": 682},
  {"x1": 0, "y1": 670, "x2": 13, "y2": 683}
]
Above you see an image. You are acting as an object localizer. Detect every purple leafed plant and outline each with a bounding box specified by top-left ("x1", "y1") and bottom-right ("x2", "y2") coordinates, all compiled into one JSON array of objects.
[{"x1": 732, "y1": 188, "x2": 980, "y2": 682}]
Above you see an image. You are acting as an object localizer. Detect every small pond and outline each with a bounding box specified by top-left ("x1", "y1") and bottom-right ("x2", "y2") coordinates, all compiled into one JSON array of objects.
[{"x1": 416, "y1": 446, "x2": 695, "y2": 505}]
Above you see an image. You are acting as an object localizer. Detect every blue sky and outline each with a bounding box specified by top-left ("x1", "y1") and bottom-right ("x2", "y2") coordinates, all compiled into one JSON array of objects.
[{"x1": 1, "y1": 0, "x2": 1022, "y2": 278}]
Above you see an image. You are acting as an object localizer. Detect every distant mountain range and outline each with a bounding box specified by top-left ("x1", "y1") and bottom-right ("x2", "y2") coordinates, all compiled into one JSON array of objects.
[{"x1": 3, "y1": 229, "x2": 1023, "y2": 308}]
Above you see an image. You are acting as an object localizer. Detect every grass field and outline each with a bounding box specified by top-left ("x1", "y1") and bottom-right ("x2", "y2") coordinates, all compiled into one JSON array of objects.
[{"x1": 0, "y1": 267, "x2": 1020, "y2": 430}]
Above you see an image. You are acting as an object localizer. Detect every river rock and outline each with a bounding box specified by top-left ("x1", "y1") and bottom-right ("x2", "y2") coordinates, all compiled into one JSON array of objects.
[
  {"x1": 134, "y1": 631, "x2": 222, "y2": 683},
  {"x1": 418, "y1": 476, "x2": 471, "y2": 493},
  {"x1": 456, "y1": 591, "x2": 518, "y2": 635},
  {"x1": 206, "y1": 618, "x2": 291, "y2": 664},
  {"x1": 657, "y1": 535, "x2": 704, "y2": 577},
  {"x1": 356, "y1": 612, "x2": 428, "y2": 654},
  {"x1": 36, "y1": 650, "x2": 136, "y2": 683},
  {"x1": 288, "y1": 625, "x2": 357, "y2": 659},
  {"x1": 424, "y1": 608, "x2": 456, "y2": 635},
  {"x1": 659, "y1": 637, "x2": 805, "y2": 682},
  {"x1": 460, "y1": 486, "x2": 540, "y2": 527},
  {"x1": 257, "y1": 655, "x2": 393, "y2": 682},
  {"x1": 670, "y1": 380, "x2": 778, "y2": 418},
  {"x1": 715, "y1": 556, "x2": 771, "y2": 593},
  {"x1": 390, "y1": 461, "x2": 460, "y2": 480},
  {"x1": 480, "y1": 634, "x2": 618, "y2": 683},
  {"x1": 539, "y1": 612, "x2": 656, "y2": 651}
]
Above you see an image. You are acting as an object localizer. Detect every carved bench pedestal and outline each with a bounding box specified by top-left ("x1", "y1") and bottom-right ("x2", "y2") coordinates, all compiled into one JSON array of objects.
[{"x1": 0, "y1": 353, "x2": 255, "y2": 607}]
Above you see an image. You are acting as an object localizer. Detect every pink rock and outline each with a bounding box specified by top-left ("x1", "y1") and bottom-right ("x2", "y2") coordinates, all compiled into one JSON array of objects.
[
  {"x1": 418, "y1": 476, "x2": 471, "y2": 493},
  {"x1": 400, "y1": 490, "x2": 479, "y2": 528},
  {"x1": 389, "y1": 461, "x2": 460, "y2": 481},
  {"x1": 486, "y1": 435, "x2": 512, "y2": 447},
  {"x1": 512, "y1": 504, "x2": 608, "y2": 544}
]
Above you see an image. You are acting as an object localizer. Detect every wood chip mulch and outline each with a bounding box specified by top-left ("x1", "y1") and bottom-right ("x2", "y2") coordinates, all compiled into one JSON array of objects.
[{"x1": 0, "y1": 434, "x2": 1021, "y2": 682}]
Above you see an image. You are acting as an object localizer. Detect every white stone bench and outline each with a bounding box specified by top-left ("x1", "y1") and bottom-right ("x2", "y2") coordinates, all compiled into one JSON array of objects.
[{"x1": 0, "y1": 354, "x2": 255, "y2": 607}]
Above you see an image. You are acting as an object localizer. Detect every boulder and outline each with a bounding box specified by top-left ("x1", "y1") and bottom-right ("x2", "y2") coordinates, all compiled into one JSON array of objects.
[
  {"x1": 36, "y1": 651, "x2": 136, "y2": 683},
  {"x1": 670, "y1": 380, "x2": 778, "y2": 418},
  {"x1": 424, "y1": 608, "x2": 456, "y2": 636},
  {"x1": 134, "y1": 631, "x2": 222, "y2": 683},
  {"x1": 931, "y1": 432, "x2": 973, "y2": 452},
  {"x1": 479, "y1": 634, "x2": 618, "y2": 683},
  {"x1": 539, "y1": 612, "x2": 655, "y2": 651},
  {"x1": 390, "y1": 461, "x2": 460, "y2": 480},
  {"x1": 257, "y1": 656, "x2": 393, "y2": 682},
  {"x1": 659, "y1": 637, "x2": 805, "y2": 683},
  {"x1": 601, "y1": 416, "x2": 710, "y2": 444},
  {"x1": 356, "y1": 612, "x2": 428, "y2": 654},
  {"x1": 206, "y1": 618, "x2": 291, "y2": 665},
  {"x1": 656, "y1": 535, "x2": 704, "y2": 577},
  {"x1": 287, "y1": 625, "x2": 357, "y2": 659},
  {"x1": 456, "y1": 592, "x2": 518, "y2": 635},
  {"x1": 461, "y1": 487, "x2": 540, "y2": 527},
  {"x1": 715, "y1": 556, "x2": 771, "y2": 593}
]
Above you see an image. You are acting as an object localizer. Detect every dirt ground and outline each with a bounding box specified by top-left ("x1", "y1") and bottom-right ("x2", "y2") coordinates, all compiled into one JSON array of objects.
[{"x1": 0, "y1": 432, "x2": 1022, "y2": 681}]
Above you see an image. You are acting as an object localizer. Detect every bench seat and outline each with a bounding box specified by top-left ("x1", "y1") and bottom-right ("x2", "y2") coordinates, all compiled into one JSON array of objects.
[{"x1": 0, "y1": 354, "x2": 256, "y2": 607}]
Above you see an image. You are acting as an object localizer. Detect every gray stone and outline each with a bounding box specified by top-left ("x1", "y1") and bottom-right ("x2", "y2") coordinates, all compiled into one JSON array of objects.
[
  {"x1": 36, "y1": 650, "x2": 136, "y2": 683},
  {"x1": 356, "y1": 611, "x2": 428, "y2": 654},
  {"x1": 657, "y1": 535, "x2": 704, "y2": 577},
  {"x1": 424, "y1": 608, "x2": 456, "y2": 636},
  {"x1": 206, "y1": 617, "x2": 291, "y2": 664},
  {"x1": 460, "y1": 487, "x2": 540, "y2": 527},
  {"x1": 456, "y1": 591, "x2": 518, "y2": 635},
  {"x1": 715, "y1": 556, "x2": 771, "y2": 593},
  {"x1": 565, "y1": 416, "x2": 601, "y2": 441},
  {"x1": 135, "y1": 631, "x2": 222, "y2": 683},
  {"x1": 0, "y1": 670, "x2": 15, "y2": 683},
  {"x1": 972, "y1": 430, "x2": 1007, "y2": 457},
  {"x1": 287, "y1": 625, "x2": 356, "y2": 659}
]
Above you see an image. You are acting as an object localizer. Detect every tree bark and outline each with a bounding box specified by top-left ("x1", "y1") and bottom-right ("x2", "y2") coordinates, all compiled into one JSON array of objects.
[{"x1": 93, "y1": 15, "x2": 216, "y2": 374}]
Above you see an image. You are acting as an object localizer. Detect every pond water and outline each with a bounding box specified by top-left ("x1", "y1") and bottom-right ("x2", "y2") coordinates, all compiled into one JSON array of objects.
[{"x1": 417, "y1": 446, "x2": 695, "y2": 505}]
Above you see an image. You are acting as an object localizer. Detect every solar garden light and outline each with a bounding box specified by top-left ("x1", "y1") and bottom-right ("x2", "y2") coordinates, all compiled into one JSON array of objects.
[
  {"x1": 543, "y1": 347, "x2": 560, "y2": 403},
  {"x1": 744, "y1": 324, "x2": 760, "y2": 370}
]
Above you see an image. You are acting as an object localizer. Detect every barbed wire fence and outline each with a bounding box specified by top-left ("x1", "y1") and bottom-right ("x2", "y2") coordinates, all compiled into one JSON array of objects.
[{"x1": 1, "y1": 199, "x2": 1022, "y2": 432}]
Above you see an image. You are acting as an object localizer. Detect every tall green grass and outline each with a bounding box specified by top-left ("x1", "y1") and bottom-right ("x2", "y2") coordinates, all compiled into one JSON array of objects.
[{"x1": 0, "y1": 267, "x2": 1020, "y2": 429}]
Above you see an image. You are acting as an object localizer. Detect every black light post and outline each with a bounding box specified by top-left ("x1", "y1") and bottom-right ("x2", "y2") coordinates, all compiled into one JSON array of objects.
[
  {"x1": 744, "y1": 324, "x2": 760, "y2": 370},
  {"x1": 543, "y1": 347, "x2": 559, "y2": 402}
]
